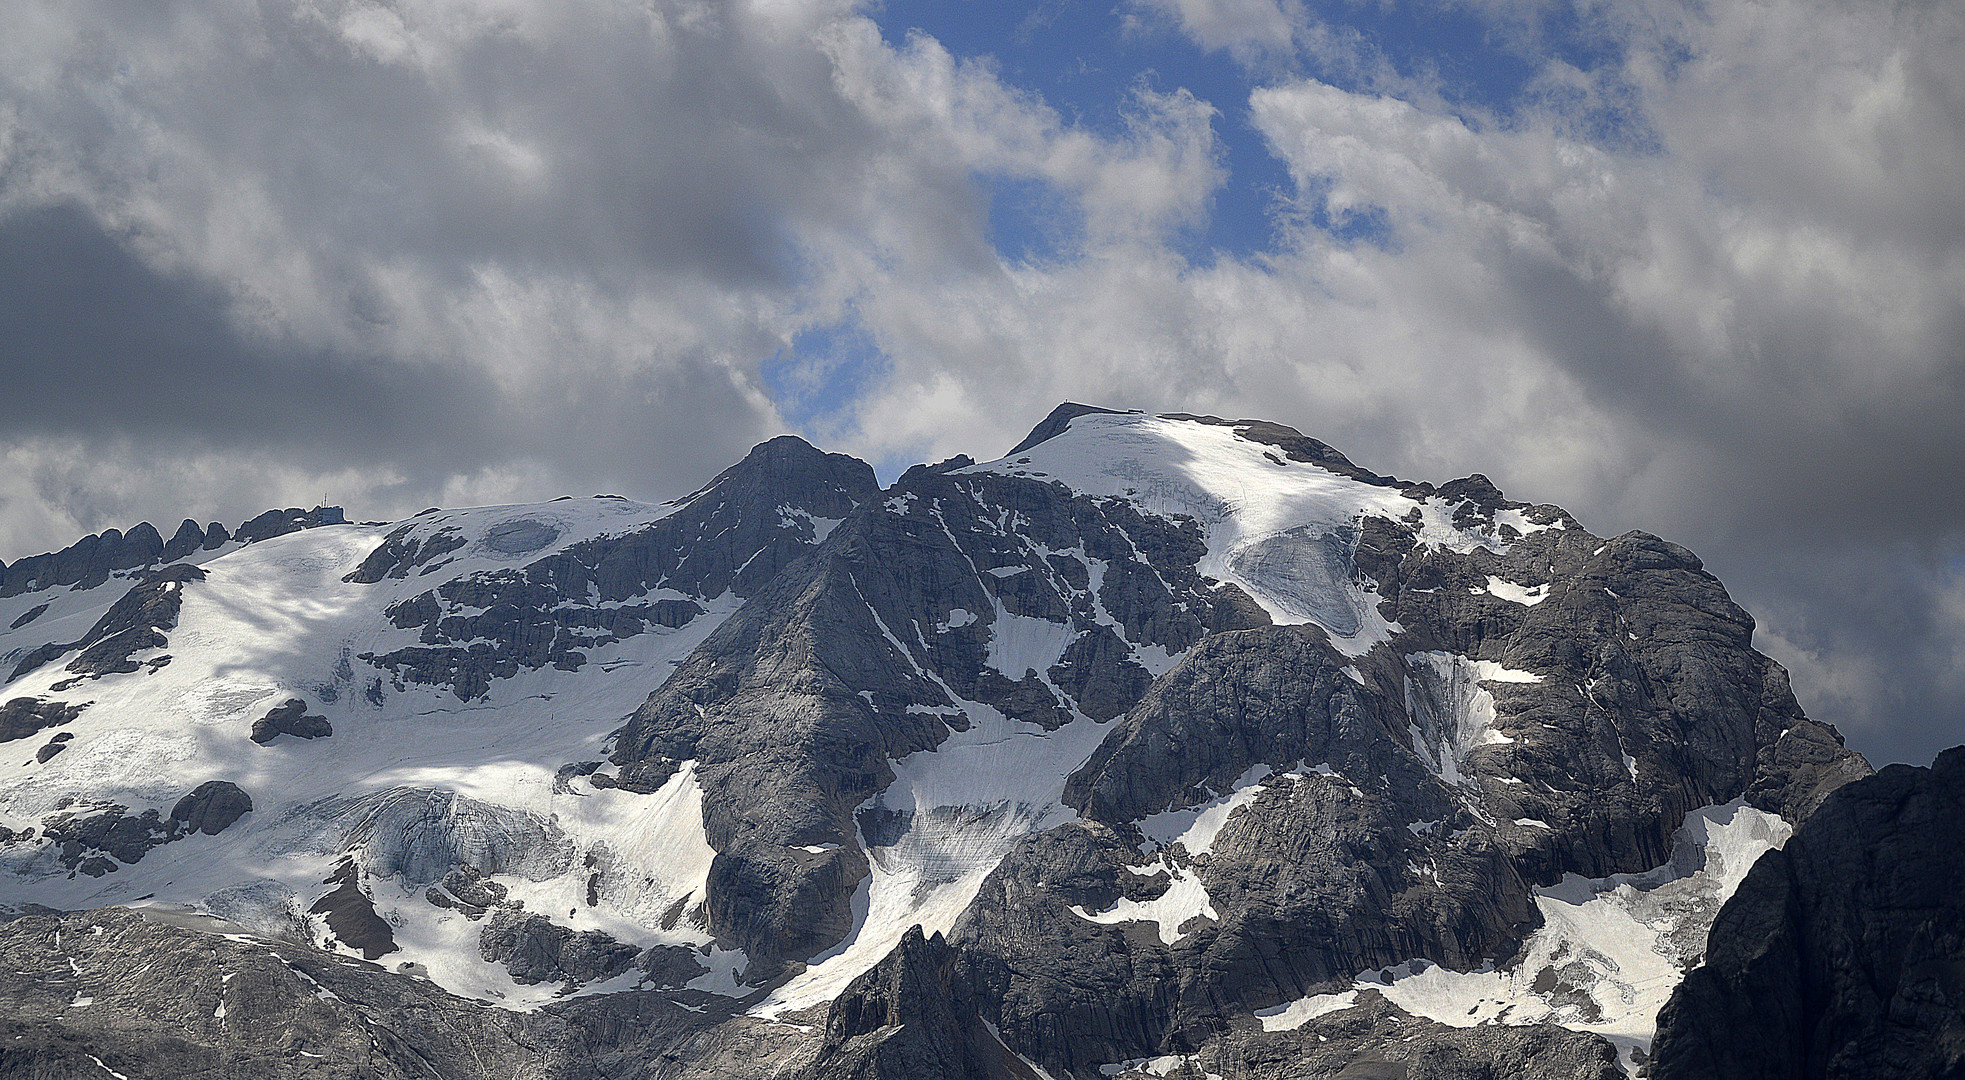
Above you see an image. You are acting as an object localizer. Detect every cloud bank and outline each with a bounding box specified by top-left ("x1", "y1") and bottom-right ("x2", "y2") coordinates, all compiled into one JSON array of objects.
[{"x1": 0, "y1": 0, "x2": 1959, "y2": 764}]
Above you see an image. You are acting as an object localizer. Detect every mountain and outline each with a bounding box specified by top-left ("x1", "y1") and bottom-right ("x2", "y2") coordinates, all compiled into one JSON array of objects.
[
  {"x1": 1649, "y1": 747, "x2": 1965, "y2": 1079},
  {"x1": 0, "y1": 405, "x2": 1882, "y2": 1079}
]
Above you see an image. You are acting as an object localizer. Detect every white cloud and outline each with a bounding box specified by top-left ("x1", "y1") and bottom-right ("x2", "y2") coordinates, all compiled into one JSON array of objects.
[
  {"x1": 1131, "y1": 0, "x2": 1301, "y2": 64},
  {"x1": 0, "y1": 0, "x2": 1959, "y2": 760}
]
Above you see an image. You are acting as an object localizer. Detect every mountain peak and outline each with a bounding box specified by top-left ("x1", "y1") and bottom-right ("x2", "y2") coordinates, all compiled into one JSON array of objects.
[
  {"x1": 0, "y1": 407, "x2": 1879, "y2": 1080},
  {"x1": 1005, "y1": 402, "x2": 1138, "y2": 457}
]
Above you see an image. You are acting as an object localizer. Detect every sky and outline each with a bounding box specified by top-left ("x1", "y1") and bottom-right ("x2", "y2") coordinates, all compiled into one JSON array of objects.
[{"x1": 0, "y1": 0, "x2": 1960, "y2": 767}]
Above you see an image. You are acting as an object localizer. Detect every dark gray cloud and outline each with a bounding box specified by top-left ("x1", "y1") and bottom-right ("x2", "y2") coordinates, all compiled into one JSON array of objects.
[
  {"x1": 0, "y1": 200, "x2": 778, "y2": 543},
  {"x1": 0, "y1": 203, "x2": 501, "y2": 454}
]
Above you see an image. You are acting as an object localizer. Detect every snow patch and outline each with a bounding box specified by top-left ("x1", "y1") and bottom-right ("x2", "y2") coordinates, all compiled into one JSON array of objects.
[
  {"x1": 1072, "y1": 868, "x2": 1216, "y2": 945},
  {"x1": 1255, "y1": 989, "x2": 1359, "y2": 1031},
  {"x1": 1484, "y1": 576, "x2": 1549, "y2": 606},
  {"x1": 983, "y1": 609, "x2": 1078, "y2": 682},
  {"x1": 961, "y1": 413, "x2": 1527, "y2": 657},
  {"x1": 754, "y1": 693, "x2": 1110, "y2": 1018},
  {"x1": 1134, "y1": 763, "x2": 1273, "y2": 856},
  {"x1": 0, "y1": 499, "x2": 752, "y2": 1010},
  {"x1": 1354, "y1": 800, "x2": 1792, "y2": 1075},
  {"x1": 1403, "y1": 652, "x2": 1536, "y2": 786},
  {"x1": 938, "y1": 607, "x2": 978, "y2": 630}
]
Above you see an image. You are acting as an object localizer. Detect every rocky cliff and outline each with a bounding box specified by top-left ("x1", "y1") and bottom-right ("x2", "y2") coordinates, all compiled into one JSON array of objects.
[
  {"x1": 1649, "y1": 746, "x2": 1965, "y2": 1080},
  {"x1": 0, "y1": 405, "x2": 1879, "y2": 1078}
]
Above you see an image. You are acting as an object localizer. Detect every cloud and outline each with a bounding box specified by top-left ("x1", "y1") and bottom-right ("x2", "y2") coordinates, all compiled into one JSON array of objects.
[
  {"x1": 0, "y1": 0, "x2": 912, "y2": 547},
  {"x1": 805, "y1": 0, "x2": 1965, "y2": 763},
  {"x1": 0, "y1": 0, "x2": 1959, "y2": 763},
  {"x1": 1130, "y1": 0, "x2": 1301, "y2": 65}
]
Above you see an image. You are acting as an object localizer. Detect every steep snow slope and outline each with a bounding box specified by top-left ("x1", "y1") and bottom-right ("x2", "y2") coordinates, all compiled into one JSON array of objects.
[
  {"x1": 964, "y1": 410, "x2": 1562, "y2": 655},
  {"x1": 1256, "y1": 800, "x2": 1793, "y2": 1073},
  {"x1": 0, "y1": 497, "x2": 775, "y2": 1005}
]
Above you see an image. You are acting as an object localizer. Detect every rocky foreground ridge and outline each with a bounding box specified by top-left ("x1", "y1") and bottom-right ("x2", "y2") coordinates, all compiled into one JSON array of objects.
[
  {"x1": 0, "y1": 404, "x2": 1903, "y2": 1078},
  {"x1": 1650, "y1": 747, "x2": 1965, "y2": 1080}
]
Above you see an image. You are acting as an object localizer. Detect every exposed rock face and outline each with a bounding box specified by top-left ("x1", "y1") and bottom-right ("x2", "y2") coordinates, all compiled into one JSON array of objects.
[
  {"x1": 606, "y1": 408, "x2": 1867, "y2": 1066},
  {"x1": 8, "y1": 602, "x2": 49, "y2": 629},
  {"x1": 0, "y1": 696, "x2": 86, "y2": 742},
  {"x1": 479, "y1": 909, "x2": 641, "y2": 986},
  {"x1": 0, "y1": 907, "x2": 819, "y2": 1080},
  {"x1": 7, "y1": 563, "x2": 205, "y2": 684},
  {"x1": 169, "y1": 781, "x2": 254, "y2": 836},
  {"x1": 233, "y1": 505, "x2": 348, "y2": 545},
  {"x1": 250, "y1": 698, "x2": 334, "y2": 743},
  {"x1": 1650, "y1": 745, "x2": 1965, "y2": 1080},
  {"x1": 801, "y1": 927, "x2": 1007, "y2": 1080},
  {"x1": 34, "y1": 731, "x2": 73, "y2": 762},
  {"x1": 310, "y1": 858, "x2": 400, "y2": 960},
  {"x1": 31, "y1": 780, "x2": 255, "y2": 875},
  {"x1": 801, "y1": 926, "x2": 1625, "y2": 1080},
  {"x1": 353, "y1": 436, "x2": 877, "y2": 701},
  {"x1": 0, "y1": 908, "x2": 542, "y2": 1079},
  {"x1": 426, "y1": 865, "x2": 510, "y2": 917},
  {"x1": 1188, "y1": 992, "x2": 1625, "y2": 1080},
  {"x1": 0, "y1": 506, "x2": 341, "y2": 599}
]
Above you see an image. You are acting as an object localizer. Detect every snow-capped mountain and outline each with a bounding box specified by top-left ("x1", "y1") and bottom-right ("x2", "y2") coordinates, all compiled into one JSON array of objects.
[{"x1": 0, "y1": 405, "x2": 1881, "y2": 1079}]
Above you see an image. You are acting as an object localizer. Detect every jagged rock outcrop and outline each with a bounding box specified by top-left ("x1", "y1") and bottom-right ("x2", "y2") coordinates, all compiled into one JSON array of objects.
[
  {"x1": 1165, "y1": 991, "x2": 1624, "y2": 1080},
  {"x1": 0, "y1": 906, "x2": 828, "y2": 1080},
  {"x1": 353, "y1": 436, "x2": 877, "y2": 701},
  {"x1": 801, "y1": 927, "x2": 1012, "y2": 1080},
  {"x1": 0, "y1": 908, "x2": 542, "y2": 1079},
  {"x1": 34, "y1": 730, "x2": 73, "y2": 762},
  {"x1": 0, "y1": 696, "x2": 86, "y2": 742},
  {"x1": 30, "y1": 780, "x2": 255, "y2": 876},
  {"x1": 605, "y1": 408, "x2": 1867, "y2": 1073},
  {"x1": 1650, "y1": 745, "x2": 1965, "y2": 1080},
  {"x1": 233, "y1": 506, "x2": 347, "y2": 545},
  {"x1": 478, "y1": 909, "x2": 641, "y2": 986},
  {"x1": 0, "y1": 506, "x2": 338, "y2": 599},
  {"x1": 168, "y1": 781, "x2": 254, "y2": 836},
  {"x1": 250, "y1": 698, "x2": 334, "y2": 743},
  {"x1": 8, "y1": 563, "x2": 205, "y2": 684}
]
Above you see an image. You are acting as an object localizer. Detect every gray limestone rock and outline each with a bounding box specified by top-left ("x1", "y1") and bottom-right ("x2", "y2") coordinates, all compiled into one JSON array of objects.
[
  {"x1": 0, "y1": 696, "x2": 86, "y2": 742},
  {"x1": 309, "y1": 858, "x2": 399, "y2": 961},
  {"x1": 0, "y1": 505, "x2": 318, "y2": 601},
  {"x1": 8, "y1": 563, "x2": 205, "y2": 684},
  {"x1": 800, "y1": 926, "x2": 1020, "y2": 1080},
  {"x1": 250, "y1": 698, "x2": 334, "y2": 743},
  {"x1": 1200, "y1": 992, "x2": 1622, "y2": 1080},
  {"x1": 161, "y1": 517, "x2": 206, "y2": 561},
  {"x1": 0, "y1": 405, "x2": 1905, "y2": 1080},
  {"x1": 34, "y1": 731, "x2": 72, "y2": 762},
  {"x1": 0, "y1": 908, "x2": 548, "y2": 1079},
  {"x1": 8, "y1": 601, "x2": 49, "y2": 629},
  {"x1": 1650, "y1": 745, "x2": 1965, "y2": 1080},
  {"x1": 168, "y1": 780, "x2": 254, "y2": 835},
  {"x1": 233, "y1": 505, "x2": 347, "y2": 545},
  {"x1": 40, "y1": 803, "x2": 173, "y2": 870},
  {"x1": 426, "y1": 865, "x2": 510, "y2": 918},
  {"x1": 478, "y1": 908, "x2": 641, "y2": 986},
  {"x1": 33, "y1": 779, "x2": 255, "y2": 872},
  {"x1": 355, "y1": 435, "x2": 873, "y2": 701}
]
